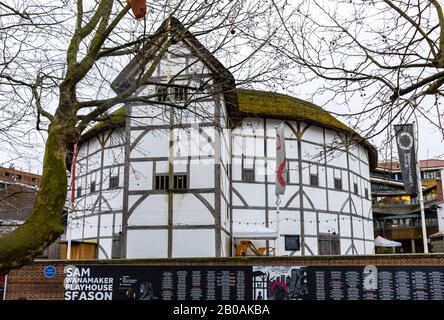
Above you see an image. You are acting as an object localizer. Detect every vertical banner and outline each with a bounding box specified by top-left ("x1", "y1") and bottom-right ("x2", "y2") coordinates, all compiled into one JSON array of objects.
[
  {"x1": 275, "y1": 122, "x2": 287, "y2": 195},
  {"x1": 394, "y1": 124, "x2": 418, "y2": 195}
]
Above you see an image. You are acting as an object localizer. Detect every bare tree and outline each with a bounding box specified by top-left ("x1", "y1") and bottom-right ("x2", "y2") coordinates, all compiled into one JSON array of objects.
[
  {"x1": 0, "y1": 0, "x2": 289, "y2": 272},
  {"x1": 266, "y1": 0, "x2": 444, "y2": 148}
]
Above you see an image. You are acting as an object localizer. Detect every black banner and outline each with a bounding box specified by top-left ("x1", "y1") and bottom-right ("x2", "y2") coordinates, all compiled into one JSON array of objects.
[
  {"x1": 63, "y1": 265, "x2": 252, "y2": 300},
  {"x1": 62, "y1": 264, "x2": 444, "y2": 300},
  {"x1": 394, "y1": 124, "x2": 418, "y2": 195}
]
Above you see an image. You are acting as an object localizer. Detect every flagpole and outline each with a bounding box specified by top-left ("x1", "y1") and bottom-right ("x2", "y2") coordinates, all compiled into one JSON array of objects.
[
  {"x1": 413, "y1": 122, "x2": 428, "y2": 253},
  {"x1": 276, "y1": 196, "x2": 280, "y2": 256}
]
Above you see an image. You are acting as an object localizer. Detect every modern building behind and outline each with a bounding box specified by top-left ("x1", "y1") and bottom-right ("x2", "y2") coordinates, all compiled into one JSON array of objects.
[{"x1": 371, "y1": 160, "x2": 444, "y2": 253}]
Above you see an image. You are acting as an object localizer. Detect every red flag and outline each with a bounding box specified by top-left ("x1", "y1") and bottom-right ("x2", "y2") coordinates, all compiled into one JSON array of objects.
[
  {"x1": 275, "y1": 122, "x2": 287, "y2": 195},
  {"x1": 127, "y1": 0, "x2": 147, "y2": 19}
]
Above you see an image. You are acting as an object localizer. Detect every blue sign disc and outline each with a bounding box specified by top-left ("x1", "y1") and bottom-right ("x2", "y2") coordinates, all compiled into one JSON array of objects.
[{"x1": 44, "y1": 265, "x2": 57, "y2": 278}]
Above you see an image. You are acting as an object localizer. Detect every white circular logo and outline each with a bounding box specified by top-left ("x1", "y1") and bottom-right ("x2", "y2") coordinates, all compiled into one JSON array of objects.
[{"x1": 397, "y1": 132, "x2": 413, "y2": 151}]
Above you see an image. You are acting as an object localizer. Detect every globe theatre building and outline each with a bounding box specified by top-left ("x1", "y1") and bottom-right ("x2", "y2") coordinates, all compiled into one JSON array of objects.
[{"x1": 67, "y1": 18, "x2": 377, "y2": 260}]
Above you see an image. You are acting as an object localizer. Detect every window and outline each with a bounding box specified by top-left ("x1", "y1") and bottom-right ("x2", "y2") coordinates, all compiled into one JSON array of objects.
[
  {"x1": 354, "y1": 183, "x2": 358, "y2": 195},
  {"x1": 90, "y1": 181, "x2": 96, "y2": 193},
  {"x1": 284, "y1": 235, "x2": 300, "y2": 251},
  {"x1": 32, "y1": 177, "x2": 37, "y2": 182},
  {"x1": 318, "y1": 234, "x2": 340, "y2": 255},
  {"x1": 155, "y1": 174, "x2": 189, "y2": 190},
  {"x1": 155, "y1": 175, "x2": 169, "y2": 190},
  {"x1": 109, "y1": 176, "x2": 119, "y2": 189},
  {"x1": 365, "y1": 188, "x2": 369, "y2": 199},
  {"x1": 334, "y1": 178, "x2": 342, "y2": 190},
  {"x1": 310, "y1": 174, "x2": 319, "y2": 186},
  {"x1": 4, "y1": 172, "x2": 9, "y2": 177},
  {"x1": 242, "y1": 168, "x2": 255, "y2": 183},
  {"x1": 17, "y1": 175, "x2": 22, "y2": 180},
  {"x1": 76, "y1": 186, "x2": 82, "y2": 198},
  {"x1": 173, "y1": 174, "x2": 188, "y2": 190},
  {"x1": 174, "y1": 86, "x2": 188, "y2": 101},
  {"x1": 156, "y1": 86, "x2": 168, "y2": 102}
]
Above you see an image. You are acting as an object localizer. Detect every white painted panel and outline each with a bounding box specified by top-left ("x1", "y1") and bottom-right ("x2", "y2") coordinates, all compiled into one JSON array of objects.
[
  {"x1": 114, "y1": 213, "x2": 122, "y2": 234},
  {"x1": 318, "y1": 166, "x2": 327, "y2": 188},
  {"x1": 318, "y1": 213, "x2": 338, "y2": 234},
  {"x1": 87, "y1": 151, "x2": 101, "y2": 171},
  {"x1": 304, "y1": 212, "x2": 317, "y2": 235},
  {"x1": 324, "y1": 129, "x2": 342, "y2": 145},
  {"x1": 326, "y1": 167, "x2": 334, "y2": 189},
  {"x1": 174, "y1": 194, "x2": 215, "y2": 225},
  {"x1": 130, "y1": 105, "x2": 169, "y2": 127},
  {"x1": 276, "y1": 211, "x2": 301, "y2": 236},
  {"x1": 78, "y1": 143, "x2": 88, "y2": 159},
  {"x1": 129, "y1": 161, "x2": 153, "y2": 191},
  {"x1": 365, "y1": 240, "x2": 375, "y2": 255},
  {"x1": 354, "y1": 240, "x2": 365, "y2": 255},
  {"x1": 173, "y1": 229, "x2": 215, "y2": 257},
  {"x1": 340, "y1": 238, "x2": 352, "y2": 255},
  {"x1": 244, "y1": 136, "x2": 264, "y2": 157},
  {"x1": 267, "y1": 185, "x2": 299, "y2": 208},
  {"x1": 339, "y1": 216, "x2": 351, "y2": 237},
  {"x1": 304, "y1": 237, "x2": 318, "y2": 256},
  {"x1": 232, "y1": 209, "x2": 266, "y2": 225},
  {"x1": 286, "y1": 140, "x2": 298, "y2": 159},
  {"x1": 302, "y1": 125, "x2": 324, "y2": 143},
  {"x1": 131, "y1": 129, "x2": 169, "y2": 158},
  {"x1": 128, "y1": 194, "x2": 168, "y2": 226},
  {"x1": 156, "y1": 161, "x2": 169, "y2": 174},
  {"x1": 288, "y1": 161, "x2": 299, "y2": 184},
  {"x1": 326, "y1": 149, "x2": 347, "y2": 168},
  {"x1": 304, "y1": 187, "x2": 327, "y2": 210},
  {"x1": 98, "y1": 239, "x2": 112, "y2": 259},
  {"x1": 364, "y1": 220, "x2": 374, "y2": 241},
  {"x1": 301, "y1": 141, "x2": 324, "y2": 163},
  {"x1": 127, "y1": 230, "x2": 168, "y2": 258},
  {"x1": 350, "y1": 195, "x2": 362, "y2": 215},
  {"x1": 239, "y1": 118, "x2": 265, "y2": 136},
  {"x1": 101, "y1": 189, "x2": 122, "y2": 211},
  {"x1": 255, "y1": 159, "x2": 266, "y2": 182},
  {"x1": 359, "y1": 145, "x2": 369, "y2": 164},
  {"x1": 234, "y1": 183, "x2": 265, "y2": 206},
  {"x1": 190, "y1": 161, "x2": 214, "y2": 188},
  {"x1": 349, "y1": 144, "x2": 360, "y2": 158},
  {"x1": 71, "y1": 221, "x2": 84, "y2": 240},
  {"x1": 353, "y1": 217, "x2": 364, "y2": 239},
  {"x1": 88, "y1": 136, "x2": 101, "y2": 156},
  {"x1": 329, "y1": 191, "x2": 349, "y2": 212},
  {"x1": 349, "y1": 154, "x2": 360, "y2": 175},
  {"x1": 105, "y1": 128, "x2": 125, "y2": 147},
  {"x1": 103, "y1": 146, "x2": 124, "y2": 166},
  {"x1": 360, "y1": 161, "x2": 370, "y2": 180},
  {"x1": 99, "y1": 214, "x2": 113, "y2": 237},
  {"x1": 84, "y1": 215, "x2": 98, "y2": 238}
]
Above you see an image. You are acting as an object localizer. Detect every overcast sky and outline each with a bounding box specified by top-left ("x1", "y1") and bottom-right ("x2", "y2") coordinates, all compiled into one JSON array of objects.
[{"x1": 0, "y1": 0, "x2": 443, "y2": 174}]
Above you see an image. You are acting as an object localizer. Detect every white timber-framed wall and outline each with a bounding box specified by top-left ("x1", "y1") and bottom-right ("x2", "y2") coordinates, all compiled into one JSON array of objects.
[
  {"x1": 67, "y1": 17, "x2": 375, "y2": 259},
  {"x1": 231, "y1": 118, "x2": 374, "y2": 256}
]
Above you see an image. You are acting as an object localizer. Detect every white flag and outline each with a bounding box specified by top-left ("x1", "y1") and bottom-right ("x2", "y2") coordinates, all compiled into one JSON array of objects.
[{"x1": 275, "y1": 122, "x2": 287, "y2": 195}]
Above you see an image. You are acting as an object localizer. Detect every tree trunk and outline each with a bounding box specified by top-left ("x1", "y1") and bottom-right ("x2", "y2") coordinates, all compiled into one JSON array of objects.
[{"x1": 0, "y1": 119, "x2": 69, "y2": 273}]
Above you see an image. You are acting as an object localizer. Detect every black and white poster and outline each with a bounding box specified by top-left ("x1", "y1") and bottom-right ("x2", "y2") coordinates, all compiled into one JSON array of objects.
[
  {"x1": 252, "y1": 266, "x2": 308, "y2": 300},
  {"x1": 63, "y1": 264, "x2": 444, "y2": 300},
  {"x1": 63, "y1": 265, "x2": 252, "y2": 300},
  {"x1": 394, "y1": 124, "x2": 418, "y2": 195}
]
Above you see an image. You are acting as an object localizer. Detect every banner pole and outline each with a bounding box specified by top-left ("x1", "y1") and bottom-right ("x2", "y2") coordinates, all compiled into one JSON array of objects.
[{"x1": 413, "y1": 122, "x2": 428, "y2": 253}]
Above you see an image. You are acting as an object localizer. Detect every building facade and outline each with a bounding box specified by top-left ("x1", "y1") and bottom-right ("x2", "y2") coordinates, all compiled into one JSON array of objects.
[
  {"x1": 67, "y1": 18, "x2": 377, "y2": 259},
  {"x1": 371, "y1": 160, "x2": 444, "y2": 253}
]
